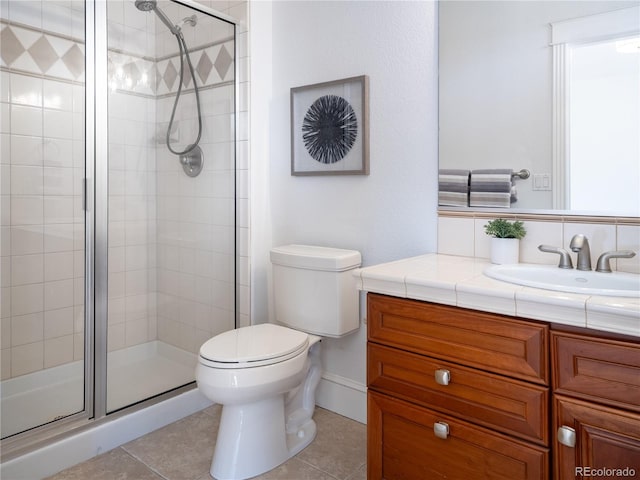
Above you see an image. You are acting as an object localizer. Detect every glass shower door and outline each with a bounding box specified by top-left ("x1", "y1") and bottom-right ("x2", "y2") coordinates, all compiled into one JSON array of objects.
[
  {"x1": 1, "y1": 0, "x2": 86, "y2": 438},
  {"x1": 105, "y1": 0, "x2": 236, "y2": 412}
]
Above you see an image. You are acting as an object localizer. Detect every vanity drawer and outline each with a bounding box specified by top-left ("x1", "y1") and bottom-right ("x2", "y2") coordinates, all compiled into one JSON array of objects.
[
  {"x1": 552, "y1": 331, "x2": 640, "y2": 412},
  {"x1": 368, "y1": 390, "x2": 550, "y2": 480},
  {"x1": 368, "y1": 343, "x2": 549, "y2": 445},
  {"x1": 367, "y1": 293, "x2": 549, "y2": 385}
]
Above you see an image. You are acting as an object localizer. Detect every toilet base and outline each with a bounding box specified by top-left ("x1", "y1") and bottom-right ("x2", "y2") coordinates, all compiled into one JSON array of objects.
[
  {"x1": 286, "y1": 417, "x2": 317, "y2": 457},
  {"x1": 202, "y1": 340, "x2": 323, "y2": 480},
  {"x1": 210, "y1": 396, "x2": 317, "y2": 480}
]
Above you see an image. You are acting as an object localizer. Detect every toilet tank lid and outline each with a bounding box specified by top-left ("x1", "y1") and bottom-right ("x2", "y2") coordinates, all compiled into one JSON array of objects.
[{"x1": 270, "y1": 245, "x2": 362, "y2": 272}]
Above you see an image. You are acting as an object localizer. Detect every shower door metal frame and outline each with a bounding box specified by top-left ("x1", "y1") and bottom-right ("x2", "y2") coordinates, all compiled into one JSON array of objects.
[
  {"x1": 0, "y1": 0, "x2": 98, "y2": 459},
  {"x1": 94, "y1": 0, "x2": 240, "y2": 420},
  {"x1": 0, "y1": 0, "x2": 239, "y2": 460},
  {"x1": 92, "y1": 0, "x2": 109, "y2": 421},
  {"x1": 85, "y1": 0, "x2": 99, "y2": 423}
]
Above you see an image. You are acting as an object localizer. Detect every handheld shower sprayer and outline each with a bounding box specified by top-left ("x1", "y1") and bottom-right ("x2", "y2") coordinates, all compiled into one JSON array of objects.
[
  {"x1": 134, "y1": 0, "x2": 180, "y2": 35},
  {"x1": 134, "y1": 0, "x2": 204, "y2": 177}
]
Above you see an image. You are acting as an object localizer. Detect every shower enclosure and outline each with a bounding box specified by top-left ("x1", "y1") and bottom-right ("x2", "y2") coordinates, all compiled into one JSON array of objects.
[{"x1": 0, "y1": 0, "x2": 236, "y2": 445}]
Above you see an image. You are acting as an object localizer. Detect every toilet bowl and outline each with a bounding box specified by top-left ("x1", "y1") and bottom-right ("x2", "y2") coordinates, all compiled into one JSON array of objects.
[
  {"x1": 196, "y1": 324, "x2": 322, "y2": 480},
  {"x1": 196, "y1": 245, "x2": 361, "y2": 480}
]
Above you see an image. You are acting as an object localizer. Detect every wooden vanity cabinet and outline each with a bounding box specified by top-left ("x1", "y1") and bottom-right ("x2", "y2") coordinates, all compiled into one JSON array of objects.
[
  {"x1": 551, "y1": 330, "x2": 640, "y2": 479},
  {"x1": 367, "y1": 293, "x2": 550, "y2": 480},
  {"x1": 366, "y1": 293, "x2": 640, "y2": 480}
]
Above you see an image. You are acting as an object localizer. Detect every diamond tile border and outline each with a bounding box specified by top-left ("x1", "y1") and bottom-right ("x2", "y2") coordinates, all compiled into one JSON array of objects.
[
  {"x1": 1, "y1": 22, "x2": 85, "y2": 81},
  {"x1": 1, "y1": 25, "x2": 25, "y2": 66},
  {"x1": 1, "y1": 20, "x2": 234, "y2": 100},
  {"x1": 29, "y1": 35, "x2": 59, "y2": 73},
  {"x1": 108, "y1": 51, "x2": 155, "y2": 96},
  {"x1": 154, "y1": 40, "x2": 235, "y2": 97}
]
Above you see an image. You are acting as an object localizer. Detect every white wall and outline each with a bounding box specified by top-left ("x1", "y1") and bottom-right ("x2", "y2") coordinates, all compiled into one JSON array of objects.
[
  {"x1": 438, "y1": 0, "x2": 638, "y2": 210},
  {"x1": 250, "y1": 0, "x2": 438, "y2": 421},
  {"x1": 570, "y1": 39, "x2": 640, "y2": 214}
]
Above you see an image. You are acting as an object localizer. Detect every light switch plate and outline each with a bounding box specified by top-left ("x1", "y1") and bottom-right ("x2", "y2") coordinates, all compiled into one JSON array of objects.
[{"x1": 533, "y1": 174, "x2": 552, "y2": 191}]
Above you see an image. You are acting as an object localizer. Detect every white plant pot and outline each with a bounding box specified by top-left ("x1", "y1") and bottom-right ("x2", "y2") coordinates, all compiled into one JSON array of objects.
[{"x1": 490, "y1": 238, "x2": 520, "y2": 264}]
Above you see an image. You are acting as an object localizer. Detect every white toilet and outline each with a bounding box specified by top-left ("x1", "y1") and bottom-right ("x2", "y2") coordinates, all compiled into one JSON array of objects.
[{"x1": 195, "y1": 244, "x2": 362, "y2": 480}]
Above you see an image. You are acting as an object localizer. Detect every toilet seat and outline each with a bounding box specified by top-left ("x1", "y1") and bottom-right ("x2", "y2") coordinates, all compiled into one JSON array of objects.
[{"x1": 199, "y1": 324, "x2": 309, "y2": 369}]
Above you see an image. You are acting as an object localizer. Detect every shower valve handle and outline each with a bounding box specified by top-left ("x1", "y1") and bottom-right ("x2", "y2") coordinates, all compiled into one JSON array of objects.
[{"x1": 178, "y1": 146, "x2": 204, "y2": 177}]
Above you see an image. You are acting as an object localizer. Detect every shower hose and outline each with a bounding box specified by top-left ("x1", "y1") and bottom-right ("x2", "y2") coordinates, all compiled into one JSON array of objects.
[{"x1": 166, "y1": 31, "x2": 203, "y2": 157}]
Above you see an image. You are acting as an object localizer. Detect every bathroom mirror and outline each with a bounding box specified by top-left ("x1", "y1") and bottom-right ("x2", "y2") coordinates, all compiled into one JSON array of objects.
[{"x1": 438, "y1": 1, "x2": 640, "y2": 216}]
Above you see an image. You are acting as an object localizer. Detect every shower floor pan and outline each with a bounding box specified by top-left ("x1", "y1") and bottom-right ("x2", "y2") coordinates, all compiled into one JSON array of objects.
[{"x1": 1, "y1": 341, "x2": 196, "y2": 439}]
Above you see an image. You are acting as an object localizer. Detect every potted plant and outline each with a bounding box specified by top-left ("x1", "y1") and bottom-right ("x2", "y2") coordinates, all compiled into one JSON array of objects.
[{"x1": 484, "y1": 219, "x2": 527, "y2": 264}]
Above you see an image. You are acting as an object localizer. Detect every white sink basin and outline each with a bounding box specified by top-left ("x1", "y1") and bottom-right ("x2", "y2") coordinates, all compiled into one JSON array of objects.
[{"x1": 484, "y1": 264, "x2": 640, "y2": 298}]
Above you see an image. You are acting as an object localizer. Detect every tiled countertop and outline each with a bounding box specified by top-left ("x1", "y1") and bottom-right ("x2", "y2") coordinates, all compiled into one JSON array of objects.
[{"x1": 354, "y1": 253, "x2": 640, "y2": 338}]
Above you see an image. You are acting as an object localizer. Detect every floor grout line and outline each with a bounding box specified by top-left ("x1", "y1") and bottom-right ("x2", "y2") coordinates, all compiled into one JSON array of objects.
[
  {"x1": 120, "y1": 445, "x2": 173, "y2": 480},
  {"x1": 293, "y1": 456, "x2": 346, "y2": 480}
]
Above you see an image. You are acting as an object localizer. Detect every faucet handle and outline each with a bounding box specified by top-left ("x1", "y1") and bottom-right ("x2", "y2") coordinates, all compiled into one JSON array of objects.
[
  {"x1": 538, "y1": 245, "x2": 574, "y2": 269},
  {"x1": 595, "y1": 250, "x2": 636, "y2": 273}
]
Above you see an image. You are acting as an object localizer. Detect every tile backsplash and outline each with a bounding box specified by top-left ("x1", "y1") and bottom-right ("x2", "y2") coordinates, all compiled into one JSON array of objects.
[{"x1": 438, "y1": 211, "x2": 640, "y2": 274}]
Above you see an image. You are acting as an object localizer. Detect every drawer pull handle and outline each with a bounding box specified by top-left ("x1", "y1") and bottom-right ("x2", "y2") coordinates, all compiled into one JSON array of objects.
[
  {"x1": 435, "y1": 369, "x2": 451, "y2": 386},
  {"x1": 557, "y1": 426, "x2": 576, "y2": 448},
  {"x1": 434, "y1": 421, "x2": 449, "y2": 440}
]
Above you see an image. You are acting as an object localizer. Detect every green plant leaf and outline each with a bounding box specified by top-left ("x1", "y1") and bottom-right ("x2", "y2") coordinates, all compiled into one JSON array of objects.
[{"x1": 484, "y1": 219, "x2": 526, "y2": 239}]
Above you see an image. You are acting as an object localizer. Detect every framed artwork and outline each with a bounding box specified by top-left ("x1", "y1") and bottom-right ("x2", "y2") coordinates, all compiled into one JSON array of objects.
[{"x1": 290, "y1": 75, "x2": 369, "y2": 176}]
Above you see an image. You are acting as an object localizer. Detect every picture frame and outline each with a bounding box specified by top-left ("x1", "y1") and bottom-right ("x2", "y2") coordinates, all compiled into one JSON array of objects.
[{"x1": 290, "y1": 75, "x2": 369, "y2": 176}]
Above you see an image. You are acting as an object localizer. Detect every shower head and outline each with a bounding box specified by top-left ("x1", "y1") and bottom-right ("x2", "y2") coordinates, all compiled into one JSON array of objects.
[
  {"x1": 134, "y1": 0, "x2": 180, "y2": 36},
  {"x1": 134, "y1": 0, "x2": 155, "y2": 11}
]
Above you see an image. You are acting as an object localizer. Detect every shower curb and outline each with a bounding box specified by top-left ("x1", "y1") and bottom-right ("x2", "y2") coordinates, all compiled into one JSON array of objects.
[{"x1": 0, "y1": 389, "x2": 212, "y2": 480}]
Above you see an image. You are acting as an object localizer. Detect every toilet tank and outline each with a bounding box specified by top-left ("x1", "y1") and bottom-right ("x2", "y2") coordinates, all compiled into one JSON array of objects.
[{"x1": 270, "y1": 245, "x2": 362, "y2": 337}]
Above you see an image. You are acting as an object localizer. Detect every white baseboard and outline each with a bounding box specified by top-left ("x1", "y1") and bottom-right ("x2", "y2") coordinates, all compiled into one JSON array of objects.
[
  {"x1": 1, "y1": 389, "x2": 212, "y2": 480},
  {"x1": 315, "y1": 372, "x2": 367, "y2": 424}
]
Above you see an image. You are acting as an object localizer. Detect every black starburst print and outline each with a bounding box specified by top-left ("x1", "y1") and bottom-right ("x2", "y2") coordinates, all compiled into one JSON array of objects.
[{"x1": 301, "y1": 95, "x2": 358, "y2": 164}]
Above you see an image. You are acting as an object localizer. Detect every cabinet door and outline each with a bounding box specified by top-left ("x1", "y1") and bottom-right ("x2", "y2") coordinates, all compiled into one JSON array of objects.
[
  {"x1": 554, "y1": 395, "x2": 640, "y2": 479},
  {"x1": 368, "y1": 391, "x2": 549, "y2": 480}
]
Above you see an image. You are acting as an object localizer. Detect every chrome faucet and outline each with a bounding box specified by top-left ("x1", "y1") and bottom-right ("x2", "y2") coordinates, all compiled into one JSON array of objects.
[{"x1": 569, "y1": 234, "x2": 592, "y2": 271}]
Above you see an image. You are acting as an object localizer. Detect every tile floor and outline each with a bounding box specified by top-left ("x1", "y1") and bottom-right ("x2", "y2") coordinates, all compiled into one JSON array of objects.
[{"x1": 46, "y1": 406, "x2": 367, "y2": 480}]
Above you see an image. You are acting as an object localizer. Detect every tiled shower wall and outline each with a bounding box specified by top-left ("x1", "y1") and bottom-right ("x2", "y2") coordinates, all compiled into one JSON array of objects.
[
  {"x1": 152, "y1": 0, "x2": 237, "y2": 353},
  {"x1": 1, "y1": 1, "x2": 86, "y2": 379},
  {"x1": 106, "y1": 0, "x2": 158, "y2": 353},
  {"x1": 154, "y1": 84, "x2": 238, "y2": 353},
  {"x1": 106, "y1": 89, "x2": 158, "y2": 352},
  {"x1": 108, "y1": 0, "x2": 239, "y2": 356},
  {"x1": 1, "y1": 0, "x2": 247, "y2": 380}
]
